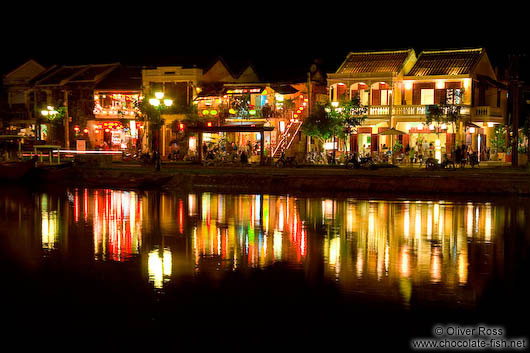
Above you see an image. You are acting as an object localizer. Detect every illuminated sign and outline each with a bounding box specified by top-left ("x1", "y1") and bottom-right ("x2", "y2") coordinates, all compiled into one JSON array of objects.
[{"x1": 225, "y1": 88, "x2": 263, "y2": 94}]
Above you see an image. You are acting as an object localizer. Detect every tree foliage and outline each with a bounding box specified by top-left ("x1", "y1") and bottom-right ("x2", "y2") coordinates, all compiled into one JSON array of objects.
[
  {"x1": 425, "y1": 89, "x2": 466, "y2": 131},
  {"x1": 135, "y1": 97, "x2": 165, "y2": 130},
  {"x1": 490, "y1": 125, "x2": 508, "y2": 152},
  {"x1": 302, "y1": 95, "x2": 367, "y2": 142},
  {"x1": 45, "y1": 106, "x2": 67, "y2": 124}
]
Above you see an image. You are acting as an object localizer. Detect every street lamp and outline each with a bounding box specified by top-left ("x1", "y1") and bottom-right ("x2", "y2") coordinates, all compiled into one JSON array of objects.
[
  {"x1": 148, "y1": 92, "x2": 173, "y2": 171},
  {"x1": 41, "y1": 106, "x2": 58, "y2": 118}
]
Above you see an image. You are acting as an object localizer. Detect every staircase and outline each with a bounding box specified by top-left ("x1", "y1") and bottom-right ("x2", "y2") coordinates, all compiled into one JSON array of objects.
[{"x1": 272, "y1": 120, "x2": 302, "y2": 158}]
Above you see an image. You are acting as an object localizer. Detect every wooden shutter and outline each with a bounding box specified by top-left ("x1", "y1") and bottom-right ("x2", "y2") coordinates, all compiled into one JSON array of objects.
[
  {"x1": 372, "y1": 89, "x2": 381, "y2": 105},
  {"x1": 412, "y1": 88, "x2": 421, "y2": 105},
  {"x1": 403, "y1": 134, "x2": 410, "y2": 151},
  {"x1": 435, "y1": 89, "x2": 446, "y2": 104},
  {"x1": 351, "y1": 134, "x2": 358, "y2": 153},
  {"x1": 446, "y1": 133, "x2": 455, "y2": 156},
  {"x1": 371, "y1": 134, "x2": 378, "y2": 152}
]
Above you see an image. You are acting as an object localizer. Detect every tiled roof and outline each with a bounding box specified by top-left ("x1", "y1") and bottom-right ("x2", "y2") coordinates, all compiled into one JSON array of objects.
[
  {"x1": 35, "y1": 64, "x2": 119, "y2": 86},
  {"x1": 336, "y1": 50, "x2": 413, "y2": 74},
  {"x1": 36, "y1": 66, "x2": 83, "y2": 85},
  {"x1": 69, "y1": 64, "x2": 118, "y2": 82},
  {"x1": 407, "y1": 48, "x2": 484, "y2": 76},
  {"x1": 95, "y1": 66, "x2": 142, "y2": 91}
]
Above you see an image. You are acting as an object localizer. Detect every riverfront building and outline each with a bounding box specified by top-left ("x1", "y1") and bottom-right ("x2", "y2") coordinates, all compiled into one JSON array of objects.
[
  {"x1": 2, "y1": 48, "x2": 509, "y2": 163},
  {"x1": 327, "y1": 48, "x2": 508, "y2": 161},
  {"x1": 142, "y1": 57, "x2": 311, "y2": 160}
]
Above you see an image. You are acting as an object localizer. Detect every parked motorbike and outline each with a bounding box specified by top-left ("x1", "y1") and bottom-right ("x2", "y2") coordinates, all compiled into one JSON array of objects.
[
  {"x1": 275, "y1": 152, "x2": 298, "y2": 168},
  {"x1": 345, "y1": 153, "x2": 377, "y2": 169},
  {"x1": 425, "y1": 155, "x2": 456, "y2": 170},
  {"x1": 469, "y1": 152, "x2": 479, "y2": 168}
]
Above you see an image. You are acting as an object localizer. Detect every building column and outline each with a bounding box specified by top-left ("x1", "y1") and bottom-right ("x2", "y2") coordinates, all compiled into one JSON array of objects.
[
  {"x1": 260, "y1": 130, "x2": 265, "y2": 165},
  {"x1": 197, "y1": 132, "x2": 203, "y2": 162},
  {"x1": 485, "y1": 125, "x2": 494, "y2": 148},
  {"x1": 64, "y1": 90, "x2": 70, "y2": 148}
]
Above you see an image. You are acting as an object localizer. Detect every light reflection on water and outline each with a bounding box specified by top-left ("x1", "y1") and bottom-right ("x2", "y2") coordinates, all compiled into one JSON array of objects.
[{"x1": 0, "y1": 188, "x2": 518, "y2": 307}]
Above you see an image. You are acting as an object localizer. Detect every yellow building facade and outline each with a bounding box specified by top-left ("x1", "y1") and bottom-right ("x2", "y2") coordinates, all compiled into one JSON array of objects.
[{"x1": 327, "y1": 48, "x2": 507, "y2": 162}]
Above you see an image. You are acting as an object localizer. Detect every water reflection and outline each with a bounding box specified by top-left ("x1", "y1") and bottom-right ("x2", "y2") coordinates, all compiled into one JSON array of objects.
[{"x1": 0, "y1": 188, "x2": 518, "y2": 304}]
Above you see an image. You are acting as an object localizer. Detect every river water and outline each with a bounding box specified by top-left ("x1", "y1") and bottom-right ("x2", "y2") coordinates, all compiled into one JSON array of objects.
[{"x1": 1, "y1": 186, "x2": 528, "y2": 349}]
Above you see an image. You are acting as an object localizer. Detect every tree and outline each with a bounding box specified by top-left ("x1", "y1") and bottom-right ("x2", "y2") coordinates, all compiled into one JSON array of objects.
[
  {"x1": 425, "y1": 89, "x2": 466, "y2": 155},
  {"x1": 490, "y1": 125, "x2": 508, "y2": 153},
  {"x1": 302, "y1": 95, "x2": 367, "y2": 161},
  {"x1": 135, "y1": 91, "x2": 180, "y2": 154},
  {"x1": 42, "y1": 106, "x2": 66, "y2": 145}
]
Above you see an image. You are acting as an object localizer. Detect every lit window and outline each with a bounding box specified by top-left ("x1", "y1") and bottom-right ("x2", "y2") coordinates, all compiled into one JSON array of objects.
[{"x1": 421, "y1": 89, "x2": 434, "y2": 105}]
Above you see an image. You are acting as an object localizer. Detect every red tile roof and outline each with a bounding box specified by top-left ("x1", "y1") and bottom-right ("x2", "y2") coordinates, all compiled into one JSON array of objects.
[
  {"x1": 407, "y1": 48, "x2": 484, "y2": 76},
  {"x1": 35, "y1": 64, "x2": 119, "y2": 86},
  {"x1": 336, "y1": 50, "x2": 413, "y2": 74}
]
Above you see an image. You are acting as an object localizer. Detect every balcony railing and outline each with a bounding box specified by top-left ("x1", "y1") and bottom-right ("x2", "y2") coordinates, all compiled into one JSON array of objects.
[
  {"x1": 352, "y1": 105, "x2": 471, "y2": 117},
  {"x1": 93, "y1": 108, "x2": 138, "y2": 118},
  {"x1": 368, "y1": 106, "x2": 390, "y2": 116},
  {"x1": 472, "y1": 106, "x2": 503, "y2": 118},
  {"x1": 393, "y1": 105, "x2": 425, "y2": 116},
  {"x1": 392, "y1": 105, "x2": 471, "y2": 116}
]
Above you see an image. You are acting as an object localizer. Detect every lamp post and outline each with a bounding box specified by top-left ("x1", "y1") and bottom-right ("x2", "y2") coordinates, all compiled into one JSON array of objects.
[
  {"x1": 40, "y1": 106, "x2": 58, "y2": 141},
  {"x1": 148, "y1": 92, "x2": 173, "y2": 171}
]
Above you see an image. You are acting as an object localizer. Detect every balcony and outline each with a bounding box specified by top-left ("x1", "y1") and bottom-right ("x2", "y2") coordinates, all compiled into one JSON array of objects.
[
  {"x1": 352, "y1": 105, "x2": 471, "y2": 117},
  {"x1": 393, "y1": 105, "x2": 471, "y2": 116},
  {"x1": 93, "y1": 108, "x2": 138, "y2": 119}
]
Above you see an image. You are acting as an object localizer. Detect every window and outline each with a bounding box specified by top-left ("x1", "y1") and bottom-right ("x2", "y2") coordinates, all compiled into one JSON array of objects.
[
  {"x1": 381, "y1": 89, "x2": 389, "y2": 105},
  {"x1": 9, "y1": 90, "x2": 25, "y2": 105},
  {"x1": 360, "y1": 90, "x2": 369, "y2": 105},
  {"x1": 420, "y1": 89, "x2": 434, "y2": 105},
  {"x1": 446, "y1": 88, "x2": 461, "y2": 104}
]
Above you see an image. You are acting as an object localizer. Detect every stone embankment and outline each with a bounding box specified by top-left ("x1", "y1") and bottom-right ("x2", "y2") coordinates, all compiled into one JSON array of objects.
[{"x1": 65, "y1": 165, "x2": 530, "y2": 196}]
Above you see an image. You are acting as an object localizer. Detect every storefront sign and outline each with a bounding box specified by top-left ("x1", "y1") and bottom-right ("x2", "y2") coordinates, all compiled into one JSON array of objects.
[
  {"x1": 76, "y1": 139, "x2": 86, "y2": 151},
  {"x1": 225, "y1": 88, "x2": 263, "y2": 94}
]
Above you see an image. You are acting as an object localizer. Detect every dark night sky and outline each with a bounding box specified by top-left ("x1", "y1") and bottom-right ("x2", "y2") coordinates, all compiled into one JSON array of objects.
[{"x1": 2, "y1": 5, "x2": 529, "y2": 82}]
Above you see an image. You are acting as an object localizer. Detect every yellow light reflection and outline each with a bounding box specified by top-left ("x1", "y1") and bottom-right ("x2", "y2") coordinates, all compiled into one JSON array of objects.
[{"x1": 148, "y1": 248, "x2": 172, "y2": 289}]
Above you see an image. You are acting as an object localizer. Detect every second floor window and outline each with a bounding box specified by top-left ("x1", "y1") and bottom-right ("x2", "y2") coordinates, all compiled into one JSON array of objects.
[{"x1": 446, "y1": 88, "x2": 462, "y2": 104}]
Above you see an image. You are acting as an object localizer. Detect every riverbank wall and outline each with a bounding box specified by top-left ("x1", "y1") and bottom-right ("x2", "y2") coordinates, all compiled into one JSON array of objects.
[{"x1": 59, "y1": 166, "x2": 530, "y2": 196}]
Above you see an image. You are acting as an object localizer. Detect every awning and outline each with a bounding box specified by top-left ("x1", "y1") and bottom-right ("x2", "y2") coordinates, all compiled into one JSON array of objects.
[
  {"x1": 378, "y1": 128, "x2": 407, "y2": 136},
  {"x1": 465, "y1": 122, "x2": 481, "y2": 128}
]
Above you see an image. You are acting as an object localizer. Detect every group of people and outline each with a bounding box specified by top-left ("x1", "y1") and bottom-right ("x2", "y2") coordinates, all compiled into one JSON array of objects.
[{"x1": 201, "y1": 140, "x2": 269, "y2": 165}]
